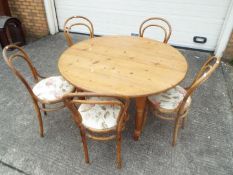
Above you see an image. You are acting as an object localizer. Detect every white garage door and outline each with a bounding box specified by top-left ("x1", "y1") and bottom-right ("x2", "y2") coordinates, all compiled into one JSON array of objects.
[{"x1": 54, "y1": 0, "x2": 231, "y2": 51}]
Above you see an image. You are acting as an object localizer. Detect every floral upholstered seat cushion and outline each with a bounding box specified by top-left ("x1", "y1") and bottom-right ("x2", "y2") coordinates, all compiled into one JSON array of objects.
[
  {"x1": 78, "y1": 97, "x2": 121, "y2": 130},
  {"x1": 32, "y1": 76, "x2": 75, "y2": 101},
  {"x1": 148, "y1": 85, "x2": 191, "y2": 112}
]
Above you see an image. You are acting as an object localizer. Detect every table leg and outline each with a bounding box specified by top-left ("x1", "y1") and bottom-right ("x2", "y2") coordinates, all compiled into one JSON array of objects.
[{"x1": 133, "y1": 96, "x2": 147, "y2": 141}]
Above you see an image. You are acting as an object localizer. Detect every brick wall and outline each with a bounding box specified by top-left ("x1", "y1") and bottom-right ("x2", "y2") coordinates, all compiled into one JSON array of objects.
[
  {"x1": 8, "y1": 0, "x2": 49, "y2": 38},
  {"x1": 223, "y1": 31, "x2": 233, "y2": 61}
]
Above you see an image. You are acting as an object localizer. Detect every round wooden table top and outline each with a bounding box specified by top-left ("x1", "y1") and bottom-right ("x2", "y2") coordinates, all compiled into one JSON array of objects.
[{"x1": 58, "y1": 36, "x2": 188, "y2": 97}]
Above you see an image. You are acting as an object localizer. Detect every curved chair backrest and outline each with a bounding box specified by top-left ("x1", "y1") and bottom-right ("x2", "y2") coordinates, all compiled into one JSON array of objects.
[
  {"x1": 178, "y1": 56, "x2": 221, "y2": 115},
  {"x1": 63, "y1": 92, "x2": 129, "y2": 136},
  {"x1": 64, "y1": 16, "x2": 94, "y2": 47},
  {"x1": 2, "y1": 45, "x2": 41, "y2": 98},
  {"x1": 139, "y1": 17, "x2": 172, "y2": 43}
]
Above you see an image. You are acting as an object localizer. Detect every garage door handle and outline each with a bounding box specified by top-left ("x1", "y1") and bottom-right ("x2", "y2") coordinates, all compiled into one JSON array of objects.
[{"x1": 193, "y1": 36, "x2": 207, "y2": 44}]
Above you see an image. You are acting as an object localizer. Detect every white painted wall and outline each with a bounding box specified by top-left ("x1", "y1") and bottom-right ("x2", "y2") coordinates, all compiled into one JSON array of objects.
[{"x1": 215, "y1": 0, "x2": 233, "y2": 57}]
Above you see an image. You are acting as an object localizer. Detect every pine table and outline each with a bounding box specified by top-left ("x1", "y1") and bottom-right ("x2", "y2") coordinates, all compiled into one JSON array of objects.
[{"x1": 58, "y1": 36, "x2": 188, "y2": 140}]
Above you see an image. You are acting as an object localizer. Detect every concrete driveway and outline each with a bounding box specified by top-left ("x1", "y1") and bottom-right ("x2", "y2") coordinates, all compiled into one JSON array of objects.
[{"x1": 0, "y1": 33, "x2": 232, "y2": 175}]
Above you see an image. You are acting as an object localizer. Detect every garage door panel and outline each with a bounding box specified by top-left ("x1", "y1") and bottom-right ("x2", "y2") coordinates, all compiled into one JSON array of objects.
[
  {"x1": 169, "y1": 31, "x2": 219, "y2": 50},
  {"x1": 61, "y1": 13, "x2": 224, "y2": 36},
  {"x1": 56, "y1": 8, "x2": 225, "y2": 34},
  {"x1": 55, "y1": 0, "x2": 230, "y2": 50},
  {"x1": 56, "y1": 0, "x2": 229, "y2": 8},
  {"x1": 56, "y1": 3, "x2": 228, "y2": 19}
]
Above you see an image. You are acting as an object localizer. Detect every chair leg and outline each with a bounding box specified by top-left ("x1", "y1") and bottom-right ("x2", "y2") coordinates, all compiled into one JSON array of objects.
[
  {"x1": 38, "y1": 112, "x2": 44, "y2": 137},
  {"x1": 80, "y1": 128, "x2": 90, "y2": 164},
  {"x1": 33, "y1": 102, "x2": 44, "y2": 137},
  {"x1": 181, "y1": 111, "x2": 189, "y2": 129},
  {"x1": 172, "y1": 119, "x2": 181, "y2": 147},
  {"x1": 116, "y1": 133, "x2": 122, "y2": 169},
  {"x1": 181, "y1": 117, "x2": 186, "y2": 129},
  {"x1": 42, "y1": 103, "x2": 47, "y2": 116}
]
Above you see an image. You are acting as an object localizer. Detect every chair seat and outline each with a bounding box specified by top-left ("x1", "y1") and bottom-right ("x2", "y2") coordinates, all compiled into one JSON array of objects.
[
  {"x1": 78, "y1": 97, "x2": 121, "y2": 131},
  {"x1": 148, "y1": 85, "x2": 191, "y2": 112},
  {"x1": 33, "y1": 76, "x2": 75, "y2": 102}
]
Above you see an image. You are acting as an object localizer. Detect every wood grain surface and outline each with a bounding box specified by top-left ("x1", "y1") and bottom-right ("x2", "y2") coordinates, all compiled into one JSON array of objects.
[{"x1": 58, "y1": 36, "x2": 188, "y2": 97}]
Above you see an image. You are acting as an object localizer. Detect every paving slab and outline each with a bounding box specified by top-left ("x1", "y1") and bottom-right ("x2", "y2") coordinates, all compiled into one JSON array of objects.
[
  {"x1": 0, "y1": 33, "x2": 232, "y2": 175},
  {"x1": 0, "y1": 162, "x2": 26, "y2": 175}
]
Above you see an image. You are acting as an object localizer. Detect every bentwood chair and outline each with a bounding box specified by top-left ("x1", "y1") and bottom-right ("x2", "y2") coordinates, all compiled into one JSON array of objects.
[
  {"x1": 63, "y1": 16, "x2": 94, "y2": 47},
  {"x1": 2, "y1": 45, "x2": 75, "y2": 137},
  {"x1": 147, "y1": 56, "x2": 221, "y2": 146},
  {"x1": 139, "y1": 17, "x2": 172, "y2": 43},
  {"x1": 63, "y1": 92, "x2": 130, "y2": 168}
]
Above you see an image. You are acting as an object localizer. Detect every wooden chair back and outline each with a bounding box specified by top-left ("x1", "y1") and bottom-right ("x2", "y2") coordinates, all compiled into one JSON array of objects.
[
  {"x1": 2, "y1": 45, "x2": 43, "y2": 98},
  {"x1": 63, "y1": 16, "x2": 94, "y2": 47},
  {"x1": 178, "y1": 56, "x2": 221, "y2": 116},
  {"x1": 139, "y1": 17, "x2": 172, "y2": 43},
  {"x1": 63, "y1": 92, "x2": 130, "y2": 139}
]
